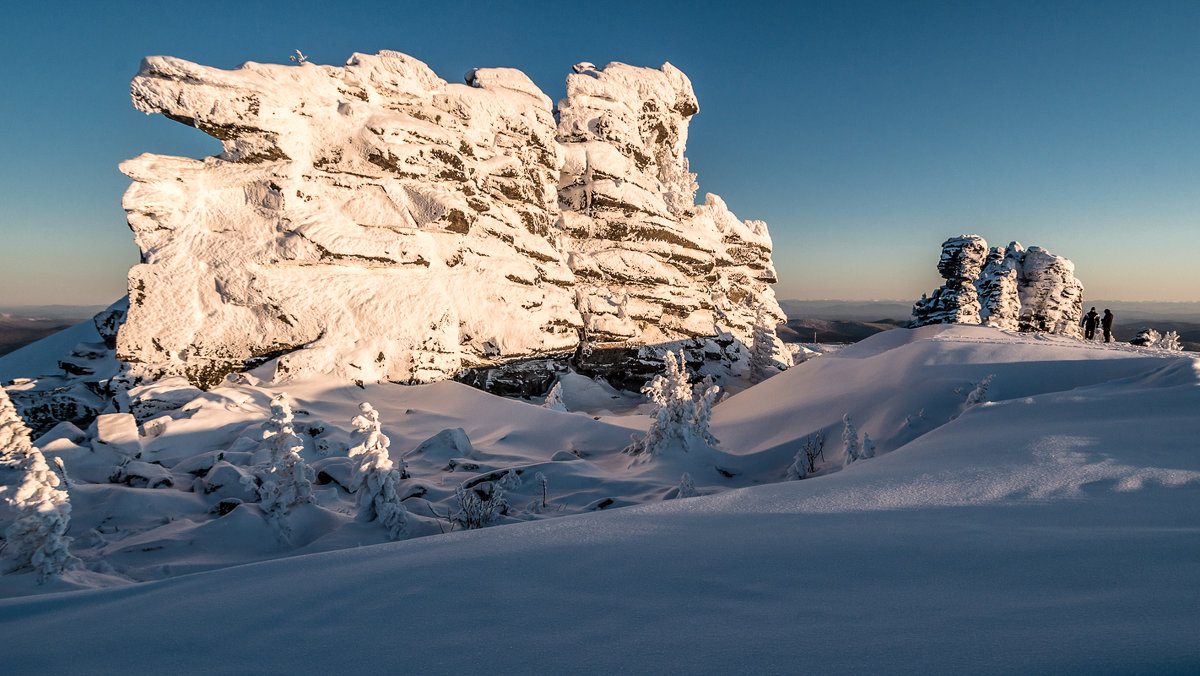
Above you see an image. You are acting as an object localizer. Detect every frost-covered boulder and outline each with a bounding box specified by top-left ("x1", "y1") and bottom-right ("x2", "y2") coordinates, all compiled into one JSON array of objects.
[
  {"x1": 557, "y1": 61, "x2": 790, "y2": 386},
  {"x1": 119, "y1": 51, "x2": 581, "y2": 388},
  {"x1": 91, "y1": 413, "x2": 142, "y2": 459},
  {"x1": 912, "y1": 236, "x2": 1083, "y2": 336},
  {"x1": 110, "y1": 460, "x2": 173, "y2": 489}
]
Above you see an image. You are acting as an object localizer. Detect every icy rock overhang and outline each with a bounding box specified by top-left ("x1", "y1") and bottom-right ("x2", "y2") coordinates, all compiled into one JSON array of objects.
[
  {"x1": 911, "y1": 235, "x2": 1084, "y2": 335},
  {"x1": 118, "y1": 51, "x2": 790, "y2": 390}
]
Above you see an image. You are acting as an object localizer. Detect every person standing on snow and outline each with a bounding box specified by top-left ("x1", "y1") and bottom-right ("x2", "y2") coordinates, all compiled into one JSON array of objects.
[
  {"x1": 1082, "y1": 307, "x2": 1099, "y2": 340},
  {"x1": 1102, "y1": 309, "x2": 1114, "y2": 343}
]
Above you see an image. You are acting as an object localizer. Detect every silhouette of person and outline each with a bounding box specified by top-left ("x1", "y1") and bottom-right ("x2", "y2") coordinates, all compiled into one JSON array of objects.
[
  {"x1": 1102, "y1": 309, "x2": 1114, "y2": 343},
  {"x1": 1082, "y1": 307, "x2": 1099, "y2": 340}
]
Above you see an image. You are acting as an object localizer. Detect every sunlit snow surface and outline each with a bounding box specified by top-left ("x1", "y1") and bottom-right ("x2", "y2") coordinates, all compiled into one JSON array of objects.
[{"x1": 1, "y1": 324, "x2": 1199, "y2": 673}]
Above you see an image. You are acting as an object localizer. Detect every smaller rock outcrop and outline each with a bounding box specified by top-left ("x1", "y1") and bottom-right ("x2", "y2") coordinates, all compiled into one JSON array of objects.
[
  {"x1": 911, "y1": 236, "x2": 1083, "y2": 336},
  {"x1": 910, "y1": 235, "x2": 988, "y2": 326}
]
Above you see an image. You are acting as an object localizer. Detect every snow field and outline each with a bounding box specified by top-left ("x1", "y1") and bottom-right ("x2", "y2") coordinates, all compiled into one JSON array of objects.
[{"x1": 0, "y1": 324, "x2": 1198, "y2": 672}]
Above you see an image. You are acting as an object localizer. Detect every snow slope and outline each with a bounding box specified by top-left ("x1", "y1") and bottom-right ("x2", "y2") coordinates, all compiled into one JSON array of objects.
[
  {"x1": 0, "y1": 318, "x2": 100, "y2": 384},
  {"x1": 1, "y1": 325, "x2": 1198, "y2": 673}
]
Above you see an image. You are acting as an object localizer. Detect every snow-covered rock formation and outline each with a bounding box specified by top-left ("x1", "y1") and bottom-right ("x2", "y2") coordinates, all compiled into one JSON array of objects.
[
  {"x1": 120, "y1": 52, "x2": 581, "y2": 389},
  {"x1": 557, "y1": 62, "x2": 791, "y2": 387},
  {"x1": 117, "y1": 51, "x2": 789, "y2": 391},
  {"x1": 911, "y1": 236, "x2": 1083, "y2": 336},
  {"x1": 910, "y1": 235, "x2": 988, "y2": 326},
  {"x1": 1013, "y1": 245, "x2": 1085, "y2": 335}
]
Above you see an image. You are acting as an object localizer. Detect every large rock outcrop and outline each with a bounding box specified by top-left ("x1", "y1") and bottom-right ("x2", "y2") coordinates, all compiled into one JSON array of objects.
[
  {"x1": 911, "y1": 236, "x2": 1083, "y2": 336},
  {"x1": 121, "y1": 52, "x2": 581, "y2": 388},
  {"x1": 556, "y1": 62, "x2": 790, "y2": 387},
  {"x1": 117, "y1": 51, "x2": 790, "y2": 391}
]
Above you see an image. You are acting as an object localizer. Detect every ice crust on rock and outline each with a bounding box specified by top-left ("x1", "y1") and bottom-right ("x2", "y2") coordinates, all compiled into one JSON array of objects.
[
  {"x1": 911, "y1": 236, "x2": 1083, "y2": 336},
  {"x1": 116, "y1": 51, "x2": 790, "y2": 391}
]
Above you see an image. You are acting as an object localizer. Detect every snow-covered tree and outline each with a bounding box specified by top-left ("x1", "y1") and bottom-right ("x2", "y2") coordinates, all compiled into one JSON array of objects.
[
  {"x1": 543, "y1": 381, "x2": 567, "y2": 412},
  {"x1": 255, "y1": 394, "x2": 315, "y2": 542},
  {"x1": 533, "y1": 471, "x2": 548, "y2": 510},
  {"x1": 348, "y1": 403, "x2": 408, "y2": 540},
  {"x1": 453, "y1": 480, "x2": 507, "y2": 529},
  {"x1": 860, "y1": 432, "x2": 876, "y2": 460},
  {"x1": 676, "y1": 472, "x2": 698, "y2": 499},
  {"x1": 842, "y1": 414, "x2": 861, "y2": 467},
  {"x1": 786, "y1": 446, "x2": 808, "y2": 480},
  {"x1": 964, "y1": 373, "x2": 996, "y2": 409},
  {"x1": 692, "y1": 375, "x2": 720, "y2": 448},
  {"x1": 1160, "y1": 331, "x2": 1182, "y2": 351},
  {"x1": 748, "y1": 306, "x2": 781, "y2": 384},
  {"x1": 288, "y1": 49, "x2": 308, "y2": 64},
  {"x1": 1132, "y1": 328, "x2": 1161, "y2": 347},
  {"x1": 0, "y1": 387, "x2": 77, "y2": 582},
  {"x1": 625, "y1": 350, "x2": 720, "y2": 456}
]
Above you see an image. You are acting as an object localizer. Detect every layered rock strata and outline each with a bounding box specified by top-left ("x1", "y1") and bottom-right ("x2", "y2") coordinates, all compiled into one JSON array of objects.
[
  {"x1": 556, "y1": 62, "x2": 790, "y2": 387},
  {"x1": 910, "y1": 235, "x2": 988, "y2": 326},
  {"x1": 121, "y1": 52, "x2": 582, "y2": 388},
  {"x1": 911, "y1": 236, "x2": 1083, "y2": 336},
  {"x1": 117, "y1": 51, "x2": 790, "y2": 390}
]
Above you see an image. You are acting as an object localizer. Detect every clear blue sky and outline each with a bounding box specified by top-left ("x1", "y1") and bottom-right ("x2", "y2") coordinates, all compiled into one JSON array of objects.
[{"x1": 2, "y1": 0, "x2": 1198, "y2": 306}]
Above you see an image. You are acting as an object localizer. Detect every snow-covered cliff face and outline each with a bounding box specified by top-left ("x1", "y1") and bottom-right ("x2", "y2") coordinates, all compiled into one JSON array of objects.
[
  {"x1": 911, "y1": 236, "x2": 1083, "y2": 335},
  {"x1": 118, "y1": 51, "x2": 789, "y2": 390},
  {"x1": 121, "y1": 52, "x2": 581, "y2": 388},
  {"x1": 556, "y1": 62, "x2": 790, "y2": 386}
]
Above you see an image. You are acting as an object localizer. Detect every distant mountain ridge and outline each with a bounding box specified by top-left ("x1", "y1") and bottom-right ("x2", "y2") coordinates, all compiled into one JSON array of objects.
[{"x1": 780, "y1": 299, "x2": 1200, "y2": 324}]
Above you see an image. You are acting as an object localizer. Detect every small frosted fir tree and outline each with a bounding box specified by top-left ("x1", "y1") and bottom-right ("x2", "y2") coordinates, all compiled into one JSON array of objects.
[
  {"x1": 0, "y1": 387, "x2": 78, "y2": 582},
  {"x1": 842, "y1": 414, "x2": 862, "y2": 467},
  {"x1": 543, "y1": 381, "x2": 567, "y2": 412},
  {"x1": 789, "y1": 431, "x2": 825, "y2": 479},
  {"x1": 255, "y1": 394, "x2": 315, "y2": 542},
  {"x1": 860, "y1": 432, "x2": 876, "y2": 460},
  {"x1": 676, "y1": 472, "x2": 698, "y2": 499},
  {"x1": 748, "y1": 306, "x2": 781, "y2": 384},
  {"x1": 1132, "y1": 328, "x2": 1161, "y2": 347},
  {"x1": 348, "y1": 403, "x2": 408, "y2": 540},
  {"x1": 1160, "y1": 331, "x2": 1182, "y2": 351},
  {"x1": 964, "y1": 373, "x2": 996, "y2": 409},
  {"x1": 625, "y1": 351, "x2": 720, "y2": 456},
  {"x1": 533, "y1": 471, "x2": 548, "y2": 510},
  {"x1": 692, "y1": 375, "x2": 720, "y2": 448},
  {"x1": 786, "y1": 447, "x2": 808, "y2": 480}
]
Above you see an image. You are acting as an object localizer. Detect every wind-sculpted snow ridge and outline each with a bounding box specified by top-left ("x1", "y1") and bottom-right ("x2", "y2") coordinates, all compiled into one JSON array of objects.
[
  {"x1": 118, "y1": 51, "x2": 789, "y2": 392},
  {"x1": 911, "y1": 235, "x2": 1083, "y2": 335}
]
